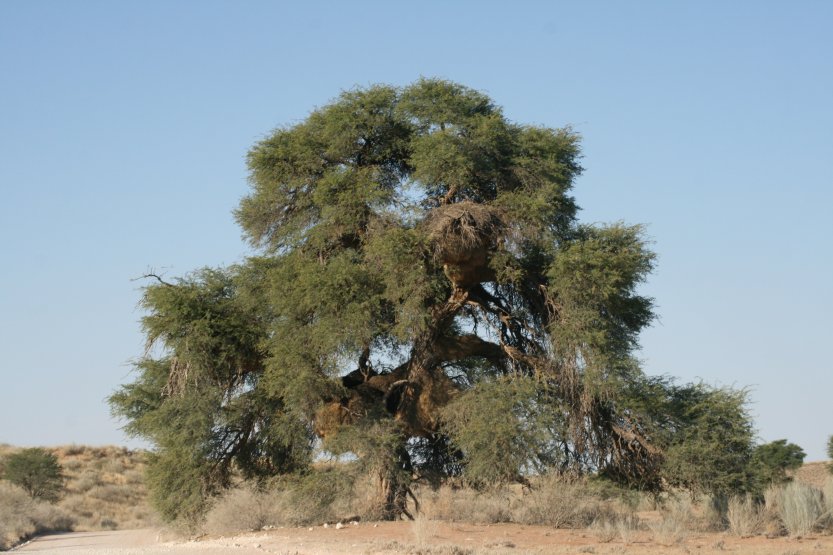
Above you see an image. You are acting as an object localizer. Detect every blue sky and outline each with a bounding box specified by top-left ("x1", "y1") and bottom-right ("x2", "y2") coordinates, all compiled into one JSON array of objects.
[{"x1": 1, "y1": 1, "x2": 831, "y2": 459}]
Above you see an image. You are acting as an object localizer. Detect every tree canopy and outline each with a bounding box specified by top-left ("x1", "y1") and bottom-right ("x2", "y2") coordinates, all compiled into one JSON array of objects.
[
  {"x1": 2, "y1": 448, "x2": 64, "y2": 502},
  {"x1": 111, "y1": 79, "x2": 757, "y2": 522}
]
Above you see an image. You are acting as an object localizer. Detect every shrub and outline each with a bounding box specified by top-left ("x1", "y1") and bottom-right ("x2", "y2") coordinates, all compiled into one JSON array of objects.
[
  {"x1": 0, "y1": 481, "x2": 74, "y2": 549},
  {"x1": 726, "y1": 494, "x2": 764, "y2": 537},
  {"x1": 2, "y1": 448, "x2": 64, "y2": 501},
  {"x1": 750, "y1": 440, "x2": 805, "y2": 488},
  {"x1": 649, "y1": 498, "x2": 693, "y2": 546},
  {"x1": 203, "y1": 487, "x2": 283, "y2": 534},
  {"x1": 777, "y1": 482, "x2": 826, "y2": 536},
  {"x1": 591, "y1": 513, "x2": 641, "y2": 543},
  {"x1": 417, "y1": 485, "x2": 513, "y2": 524},
  {"x1": 828, "y1": 436, "x2": 833, "y2": 474},
  {"x1": 87, "y1": 484, "x2": 134, "y2": 503},
  {"x1": 513, "y1": 479, "x2": 614, "y2": 528},
  {"x1": 411, "y1": 513, "x2": 439, "y2": 548},
  {"x1": 661, "y1": 385, "x2": 755, "y2": 498}
]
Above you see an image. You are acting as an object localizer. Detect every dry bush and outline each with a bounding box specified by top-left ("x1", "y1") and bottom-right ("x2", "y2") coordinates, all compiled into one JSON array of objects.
[
  {"x1": 411, "y1": 513, "x2": 439, "y2": 548},
  {"x1": 726, "y1": 494, "x2": 765, "y2": 537},
  {"x1": 87, "y1": 484, "x2": 134, "y2": 503},
  {"x1": 777, "y1": 482, "x2": 826, "y2": 536},
  {"x1": 417, "y1": 486, "x2": 512, "y2": 524},
  {"x1": 61, "y1": 444, "x2": 87, "y2": 457},
  {"x1": 0, "y1": 481, "x2": 74, "y2": 550},
  {"x1": 62, "y1": 458, "x2": 84, "y2": 472},
  {"x1": 203, "y1": 487, "x2": 283, "y2": 535},
  {"x1": 0, "y1": 482, "x2": 36, "y2": 549},
  {"x1": 124, "y1": 468, "x2": 145, "y2": 485},
  {"x1": 649, "y1": 497, "x2": 692, "y2": 546},
  {"x1": 417, "y1": 477, "x2": 627, "y2": 530},
  {"x1": 513, "y1": 479, "x2": 615, "y2": 528},
  {"x1": 204, "y1": 468, "x2": 372, "y2": 534},
  {"x1": 590, "y1": 513, "x2": 641, "y2": 544},
  {"x1": 824, "y1": 477, "x2": 833, "y2": 517}
]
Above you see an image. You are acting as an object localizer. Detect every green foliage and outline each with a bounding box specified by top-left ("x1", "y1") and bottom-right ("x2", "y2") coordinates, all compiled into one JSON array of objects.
[
  {"x1": 2, "y1": 448, "x2": 65, "y2": 502},
  {"x1": 750, "y1": 439, "x2": 805, "y2": 488},
  {"x1": 112, "y1": 78, "x2": 756, "y2": 523},
  {"x1": 110, "y1": 268, "x2": 313, "y2": 522},
  {"x1": 658, "y1": 384, "x2": 755, "y2": 497},
  {"x1": 441, "y1": 377, "x2": 566, "y2": 487}
]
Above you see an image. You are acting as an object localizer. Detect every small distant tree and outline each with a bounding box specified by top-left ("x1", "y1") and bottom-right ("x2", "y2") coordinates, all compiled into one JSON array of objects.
[
  {"x1": 827, "y1": 435, "x2": 833, "y2": 474},
  {"x1": 2, "y1": 448, "x2": 64, "y2": 502},
  {"x1": 750, "y1": 439, "x2": 805, "y2": 487},
  {"x1": 659, "y1": 383, "x2": 755, "y2": 498}
]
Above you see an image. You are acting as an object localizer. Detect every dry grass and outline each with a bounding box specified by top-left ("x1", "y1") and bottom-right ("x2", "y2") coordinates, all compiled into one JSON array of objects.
[
  {"x1": 416, "y1": 477, "x2": 633, "y2": 530},
  {"x1": 0, "y1": 481, "x2": 74, "y2": 550},
  {"x1": 727, "y1": 494, "x2": 765, "y2": 537},
  {"x1": 411, "y1": 513, "x2": 439, "y2": 548},
  {"x1": 418, "y1": 485, "x2": 513, "y2": 524},
  {"x1": 590, "y1": 513, "x2": 641, "y2": 543},
  {"x1": 203, "y1": 487, "x2": 284, "y2": 535},
  {"x1": 55, "y1": 445, "x2": 155, "y2": 531},
  {"x1": 203, "y1": 469, "x2": 375, "y2": 534},
  {"x1": 782, "y1": 482, "x2": 828, "y2": 536},
  {"x1": 648, "y1": 497, "x2": 693, "y2": 546}
]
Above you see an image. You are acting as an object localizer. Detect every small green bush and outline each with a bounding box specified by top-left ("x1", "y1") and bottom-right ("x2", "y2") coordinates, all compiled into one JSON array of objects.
[
  {"x1": 2, "y1": 448, "x2": 64, "y2": 501},
  {"x1": 750, "y1": 439, "x2": 805, "y2": 488}
]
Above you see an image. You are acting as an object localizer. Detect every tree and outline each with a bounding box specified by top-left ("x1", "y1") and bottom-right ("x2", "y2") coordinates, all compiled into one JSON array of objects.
[
  {"x1": 2, "y1": 448, "x2": 64, "y2": 501},
  {"x1": 750, "y1": 439, "x2": 805, "y2": 488},
  {"x1": 828, "y1": 435, "x2": 833, "y2": 474},
  {"x1": 111, "y1": 79, "x2": 754, "y2": 522},
  {"x1": 657, "y1": 383, "x2": 756, "y2": 497}
]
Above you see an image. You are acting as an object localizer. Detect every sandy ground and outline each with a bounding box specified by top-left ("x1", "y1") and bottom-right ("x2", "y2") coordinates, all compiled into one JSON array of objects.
[{"x1": 13, "y1": 523, "x2": 833, "y2": 555}]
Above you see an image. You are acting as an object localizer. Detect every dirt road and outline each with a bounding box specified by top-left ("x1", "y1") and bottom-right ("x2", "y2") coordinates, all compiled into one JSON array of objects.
[
  {"x1": 13, "y1": 529, "x2": 264, "y2": 554},
  {"x1": 12, "y1": 523, "x2": 831, "y2": 554}
]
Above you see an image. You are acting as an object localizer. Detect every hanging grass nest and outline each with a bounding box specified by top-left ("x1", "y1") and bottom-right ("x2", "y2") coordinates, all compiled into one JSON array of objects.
[{"x1": 424, "y1": 201, "x2": 505, "y2": 288}]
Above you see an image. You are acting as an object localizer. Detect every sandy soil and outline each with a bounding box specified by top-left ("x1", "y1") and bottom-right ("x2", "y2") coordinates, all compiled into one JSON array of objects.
[{"x1": 13, "y1": 522, "x2": 833, "y2": 555}]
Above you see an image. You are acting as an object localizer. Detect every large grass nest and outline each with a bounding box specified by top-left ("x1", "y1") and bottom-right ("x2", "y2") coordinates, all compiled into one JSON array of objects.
[{"x1": 424, "y1": 201, "x2": 505, "y2": 264}]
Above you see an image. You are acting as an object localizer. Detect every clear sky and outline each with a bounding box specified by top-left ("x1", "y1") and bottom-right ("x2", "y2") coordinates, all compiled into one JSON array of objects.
[{"x1": 1, "y1": 1, "x2": 831, "y2": 460}]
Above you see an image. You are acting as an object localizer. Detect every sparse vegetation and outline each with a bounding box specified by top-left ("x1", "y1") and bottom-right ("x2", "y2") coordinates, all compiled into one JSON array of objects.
[
  {"x1": 0, "y1": 481, "x2": 74, "y2": 550},
  {"x1": 2, "y1": 441, "x2": 831, "y2": 553},
  {"x1": 0, "y1": 444, "x2": 153, "y2": 540}
]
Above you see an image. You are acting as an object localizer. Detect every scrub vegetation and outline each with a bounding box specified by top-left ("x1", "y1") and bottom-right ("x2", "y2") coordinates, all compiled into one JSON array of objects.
[{"x1": 0, "y1": 444, "x2": 153, "y2": 549}]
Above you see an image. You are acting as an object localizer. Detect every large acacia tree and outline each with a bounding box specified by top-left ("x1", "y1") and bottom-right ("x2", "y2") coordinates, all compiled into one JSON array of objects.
[{"x1": 112, "y1": 79, "x2": 751, "y2": 522}]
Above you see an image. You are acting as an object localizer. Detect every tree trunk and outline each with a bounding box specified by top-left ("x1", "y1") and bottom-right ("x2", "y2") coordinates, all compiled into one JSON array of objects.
[{"x1": 374, "y1": 444, "x2": 414, "y2": 521}]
